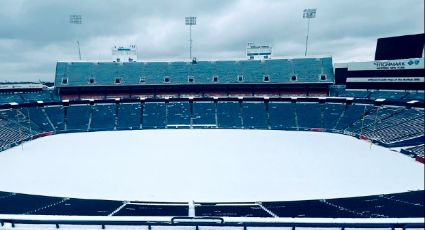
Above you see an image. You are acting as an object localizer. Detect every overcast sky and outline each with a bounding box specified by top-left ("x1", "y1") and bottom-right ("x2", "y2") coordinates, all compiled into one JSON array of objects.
[{"x1": 0, "y1": 0, "x2": 423, "y2": 82}]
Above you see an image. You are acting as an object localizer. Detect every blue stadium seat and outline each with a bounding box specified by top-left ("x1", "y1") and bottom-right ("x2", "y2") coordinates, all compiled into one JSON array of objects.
[
  {"x1": 369, "y1": 91, "x2": 409, "y2": 100},
  {"x1": 322, "y1": 103, "x2": 345, "y2": 130},
  {"x1": 215, "y1": 61, "x2": 239, "y2": 84},
  {"x1": 191, "y1": 61, "x2": 216, "y2": 84},
  {"x1": 168, "y1": 62, "x2": 190, "y2": 84},
  {"x1": 43, "y1": 106, "x2": 65, "y2": 131},
  {"x1": 66, "y1": 104, "x2": 90, "y2": 131},
  {"x1": 263, "y1": 199, "x2": 357, "y2": 218},
  {"x1": 55, "y1": 57, "x2": 335, "y2": 87},
  {"x1": 403, "y1": 145, "x2": 425, "y2": 157},
  {"x1": 405, "y1": 91, "x2": 425, "y2": 101},
  {"x1": 144, "y1": 62, "x2": 169, "y2": 84},
  {"x1": 167, "y1": 101, "x2": 191, "y2": 127},
  {"x1": 121, "y1": 62, "x2": 144, "y2": 85},
  {"x1": 113, "y1": 203, "x2": 189, "y2": 216},
  {"x1": 0, "y1": 194, "x2": 63, "y2": 215},
  {"x1": 1, "y1": 111, "x2": 32, "y2": 149},
  {"x1": 239, "y1": 60, "x2": 263, "y2": 83},
  {"x1": 195, "y1": 204, "x2": 272, "y2": 217},
  {"x1": 192, "y1": 101, "x2": 216, "y2": 127},
  {"x1": 334, "y1": 104, "x2": 372, "y2": 131},
  {"x1": 338, "y1": 90, "x2": 371, "y2": 98},
  {"x1": 0, "y1": 94, "x2": 24, "y2": 104},
  {"x1": 90, "y1": 104, "x2": 116, "y2": 130},
  {"x1": 293, "y1": 58, "x2": 322, "y2": 82},
  {"x1": 329, "y1": 195, "x2": 424, "y2": 218},
  {"x1": 241, "y1": 102, "x2": 268, "y2": 129},
  {"x1": 296, "y1": 102, "x2": 322, "y2": 129},
  {"x1": 117, "y1": 103, "x2": 141, "y2": 130},
  {"x1": 20, "y1": 91, "x2": 55, "y2": 102},
  {"x1": 263, "y1": 59, "x2": 293, "y2": 83},
  {"x1": 35, "y1": 198, "x2": 123, "y2": 216},
  {"x1": 143, "y1": 102, "x2": 166, "y2": 128},
  {"x1": 346, "y1": 106, "x2": 404, "y2": 133},
  {"x1": 321, "y1": 57, "x2": 335, "y2": 82},
  {"x1": 217, "y1": 101, "x2": 241, "y2": 128},
  {"x1": 24, "y1": 107, "x2": 53, "y2": 132},
  {"x1": 66, "y1": 62, "x2": 94, "y2": 86},
  {"x1": 268, "y1": 102, "x2": 297, "y2": 130},
  {"x1": 362, "y1": 109, "x2": 424, "y2": 144},
  {"x1": 383, "y1": 190, "x2": 424, "y2": 206}
]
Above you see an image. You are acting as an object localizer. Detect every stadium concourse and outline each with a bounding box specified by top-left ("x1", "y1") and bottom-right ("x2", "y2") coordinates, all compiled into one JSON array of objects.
[{"x1": 0, "y1": 37, "x2": 425, "y2": 228}]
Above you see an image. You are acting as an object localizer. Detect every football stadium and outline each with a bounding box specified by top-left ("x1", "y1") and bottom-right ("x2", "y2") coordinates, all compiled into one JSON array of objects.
[{"x1": 0, "y1": 3, "x2": 424, "y2": 229}]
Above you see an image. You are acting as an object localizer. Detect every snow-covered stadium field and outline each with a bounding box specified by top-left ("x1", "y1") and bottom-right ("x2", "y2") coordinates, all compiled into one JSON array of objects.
[{"x1": 0, "y1": 130, "x2": 423, "y2": 202}]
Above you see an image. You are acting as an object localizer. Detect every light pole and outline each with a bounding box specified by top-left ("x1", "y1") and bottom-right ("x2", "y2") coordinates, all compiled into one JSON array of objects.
[
  {"x1": 303, "y1": 8, "x2": 316, "y2": 56},
  {"x1": 69, "y1": 14, "x2": 82, "y2": 60},
  {"x1": 185, "y1": 16, "x2": 197, "y2": 60}
]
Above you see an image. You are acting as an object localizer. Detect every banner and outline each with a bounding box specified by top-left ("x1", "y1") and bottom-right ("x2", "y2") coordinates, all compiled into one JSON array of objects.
[
  {"x1": 346, "y1": 77, "x2": 424, "y2": 83},
  {"x1": 348, "y1": 58, "x2": 424, "y2": 71}
]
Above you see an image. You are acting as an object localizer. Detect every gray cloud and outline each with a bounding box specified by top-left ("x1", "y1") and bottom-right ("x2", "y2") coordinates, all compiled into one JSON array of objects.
[{"x1": 0, "y1": 0, "x2": 423, "y2": 81}]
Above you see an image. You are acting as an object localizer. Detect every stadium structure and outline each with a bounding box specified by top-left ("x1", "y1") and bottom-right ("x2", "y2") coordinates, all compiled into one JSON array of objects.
[{"x1": 0, "y1": 33, "x2": 424, "y2": 229}]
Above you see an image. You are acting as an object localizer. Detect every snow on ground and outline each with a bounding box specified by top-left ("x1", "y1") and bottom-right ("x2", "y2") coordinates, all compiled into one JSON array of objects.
[{"x1": 0, "y1": 130, "x2": 423, "y2": 202}]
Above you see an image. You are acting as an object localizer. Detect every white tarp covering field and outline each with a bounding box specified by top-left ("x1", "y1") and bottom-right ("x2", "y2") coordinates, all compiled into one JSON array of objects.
[{"x1": 0, "y1": 129, "x2": 423, "y2": 202}]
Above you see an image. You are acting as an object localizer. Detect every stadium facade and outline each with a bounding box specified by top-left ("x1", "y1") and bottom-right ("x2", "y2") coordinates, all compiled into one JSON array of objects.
[{"x1": 0, "y1": 33, "x2": 424, "y2": 229}]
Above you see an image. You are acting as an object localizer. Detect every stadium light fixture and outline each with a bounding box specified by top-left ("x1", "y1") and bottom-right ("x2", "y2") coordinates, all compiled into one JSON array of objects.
[
  {"x1": 303, "y1": 8, "x2": 316, "y2": 56},
  {"x1": 185, "y1": 16, "x2": 197, "y2": 61},
  {"x1": 69, "y1": 14, "x2": 83, "y2": 60}
]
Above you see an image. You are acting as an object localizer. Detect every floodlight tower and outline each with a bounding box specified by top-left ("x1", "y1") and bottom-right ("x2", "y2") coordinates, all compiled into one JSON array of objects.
[
  {"x1": 303, "y1": 8, "x2": 316, "y2": 56},
  {"x1": 185, "y1": 16, "x2": 197, "y2": 60},
  {"x1": 69, "y1": 14, "x2": 83, "y2": 60}
]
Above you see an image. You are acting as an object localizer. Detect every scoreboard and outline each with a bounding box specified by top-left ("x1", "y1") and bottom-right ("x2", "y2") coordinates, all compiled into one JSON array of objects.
[{"x1": 345, "y1": 58, "x2": 424, "y2": 90}]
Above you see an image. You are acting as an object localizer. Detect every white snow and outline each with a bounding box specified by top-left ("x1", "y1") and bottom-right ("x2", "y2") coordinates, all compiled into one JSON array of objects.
[{"x1": 0, "y1": 130, "x2": 423, "y2": 202}]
